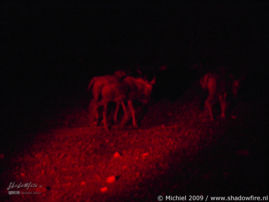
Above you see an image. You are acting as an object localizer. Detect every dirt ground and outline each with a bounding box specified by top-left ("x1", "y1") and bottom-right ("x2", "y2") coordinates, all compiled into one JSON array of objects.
[{"x1": 0, "y1": 81, "x2": 268, "y2": 202}]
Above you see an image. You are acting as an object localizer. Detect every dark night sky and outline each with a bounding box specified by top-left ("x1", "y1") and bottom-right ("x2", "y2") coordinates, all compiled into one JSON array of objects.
[
  {"x1": 0, "y1": 3, "x2": 267, "y2": 124},
  {"x1": 4, "y1": 3, "x2": 266, "y2": 68}
]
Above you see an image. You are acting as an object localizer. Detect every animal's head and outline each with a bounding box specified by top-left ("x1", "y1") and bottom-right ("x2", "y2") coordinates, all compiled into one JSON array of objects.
[
  {"x1": 114, "y1": 70, "x2": 127, "y2": 79},
  {"x1": 136, "y1": 76, "x2": 156, "y2": 104},
  {"x1": 229, "y1": 73, "x2": 246, "y2": 97},
  {"x1": 231, "y1": 79, "x2": 239, "y2": 96}
]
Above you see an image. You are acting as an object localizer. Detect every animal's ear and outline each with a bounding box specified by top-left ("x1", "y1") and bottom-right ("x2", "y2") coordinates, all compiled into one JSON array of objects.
[
  {"x1": 159, "y1": 65, "x2": 167, "y2": 71},
  {"x1": 136, "y1": 68, "x2": 143, "y2": 75},
  {"x1": 114, "y1": 70, "x2": 127, "y2": 79},
  {"x1": 240, "y1": 74, "x2": 246, "y2": 82},
  {"x1": 229, "y1": 74, "x2": 235, "y2": 79},
  {"x1": 150, "y1": 76, "x2": 156, "y2": 85}
]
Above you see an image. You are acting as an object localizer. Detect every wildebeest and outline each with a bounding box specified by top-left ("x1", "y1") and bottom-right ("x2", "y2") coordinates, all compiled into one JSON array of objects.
[
  {"x1": 200, "y1": 71, "x2": 241, "y2": 120},
  {"x1": 87, "y1": 70, "x2": 127, "y2": 126},
  {"x1": 88, "y1": 72, "x2": 156, "y2": 131},
  {"x1": 115, "y1": 76, "x2": 156, "y2": 128}
]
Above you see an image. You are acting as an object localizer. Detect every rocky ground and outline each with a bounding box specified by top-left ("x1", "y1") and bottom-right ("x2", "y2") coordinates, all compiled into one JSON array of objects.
[{"x1": 0, "y1": 81, "x2": 267, "y2": 202}]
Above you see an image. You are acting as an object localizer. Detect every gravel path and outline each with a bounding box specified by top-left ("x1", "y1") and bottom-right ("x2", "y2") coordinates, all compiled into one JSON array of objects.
[{"x1": 1, "y1": 83, "x2": 267, "y2": 202}]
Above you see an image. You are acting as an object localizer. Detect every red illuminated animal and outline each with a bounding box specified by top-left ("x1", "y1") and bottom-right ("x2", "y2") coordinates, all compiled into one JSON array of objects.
[
  {"x1": 115, "y1": 76, "x2": 156, "y2": 128},
  {"x1": 87, "y1": 71, "x2": 127, "y2": 127},
  {"x1": 88, "y1": 73, "x2": 155, "y2": 131},
  {"x1": 200, "y1": 72, "x2": 240, "y2": 120}
]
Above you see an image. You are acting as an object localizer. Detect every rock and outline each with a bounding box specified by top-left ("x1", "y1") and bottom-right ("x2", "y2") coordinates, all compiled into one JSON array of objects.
[
  {"x1": 100, "y1": 186, "x2": 108, "y2": 193},
  {"x1": 106, "y1": 176, "x2": 116, "y2": 184},
  {"x1": 113, "y1": 152, "x2": 121, "y2": 158},
  {"x1": 80, "y1": 181, "x2": 86, "y2": 186},
  {"x1": 141, "y1": 152, "x2": 149, "y2": 159}
]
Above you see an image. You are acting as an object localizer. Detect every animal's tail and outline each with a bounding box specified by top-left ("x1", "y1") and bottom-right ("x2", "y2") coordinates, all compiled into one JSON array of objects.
[
  {"x1": 88, "y1": 77, "x2": 96, "y2": 91},
  {"x1": 200, "y1": 74, "x2": 208, "y2": 89},
  {"x1": 200, "y1": 72, "x2": 215, "y2": 89}
]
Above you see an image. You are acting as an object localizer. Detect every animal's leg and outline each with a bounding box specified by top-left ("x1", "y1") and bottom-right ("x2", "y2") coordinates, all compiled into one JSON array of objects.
[
  {"x1": 205, "y1": 97, "x2": 214, "y2": 121},
  {"x1": 128, "y1": 100, "x2": 138, "y2": 128},
  {"x1": 219, "y1": 92, "x2": 227, "y2": 119},
  {"x1": 120, "y1": 101, "x2": 129, "y2": 127},
  {"x1": 102, "y1": 103, "x2": 109, "y2": 132},
  {"x1": 113, "y1": 102, "x2": 120, "y2": 123},
  {"x1": 93, "y1": 103, "x2": 101, "y2": 125},
  {"x1": 205, "y1": 76, "x2": 216, "y2": 121},
  {"x1": 200, "y1": 91, "x2": 207, "y2": 111}
]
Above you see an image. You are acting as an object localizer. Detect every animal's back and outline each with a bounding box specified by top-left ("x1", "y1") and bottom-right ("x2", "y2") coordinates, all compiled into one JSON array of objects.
[
  {"x1": 123, "y1": 76, "x2": 154, "y2": 104},
  {"x1": 201, "y1": 72, "x2": 232, "y2": 97},
  {"x1": 90, "y1": 75, "x2": 120, "y2": 101},
  {"x1": 100, "y1": 80, "x2": 127, "y2": 103},
  {"x1": 123, "y1": 77, "x2": 145, "y2": 99}
]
